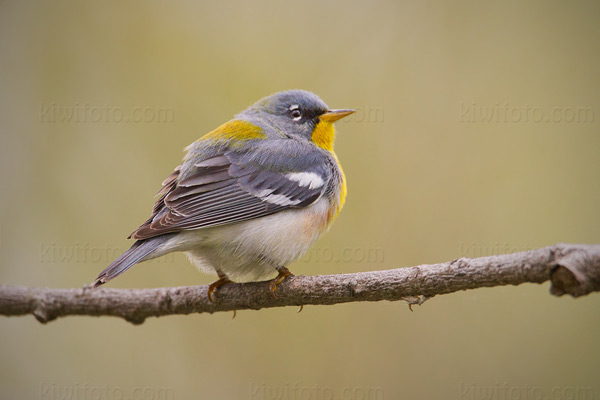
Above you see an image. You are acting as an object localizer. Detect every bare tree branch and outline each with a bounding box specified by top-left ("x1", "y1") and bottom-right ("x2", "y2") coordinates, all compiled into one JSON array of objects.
[{"x1": 1, "y1": 243, "x2": 598, "y2": 325}]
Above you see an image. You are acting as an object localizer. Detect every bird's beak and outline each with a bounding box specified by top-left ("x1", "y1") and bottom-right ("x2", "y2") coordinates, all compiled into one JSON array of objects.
[{"x1": 319, "y1": 109, "x2": 356, "y2": 123}]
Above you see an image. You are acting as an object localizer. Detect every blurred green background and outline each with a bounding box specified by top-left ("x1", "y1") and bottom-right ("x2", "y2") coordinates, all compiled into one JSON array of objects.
[{"x1": 1, "y1": 1, "x2": 599, "y2": 399}]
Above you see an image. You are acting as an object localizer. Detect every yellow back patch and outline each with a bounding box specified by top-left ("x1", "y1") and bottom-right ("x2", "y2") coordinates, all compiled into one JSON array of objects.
[
  {"x1": 202, "y1": 120, "x2": 266, "y2": 143},
  {"x1": 311, "y1": 121, "x2": 336, "y2": 151}
]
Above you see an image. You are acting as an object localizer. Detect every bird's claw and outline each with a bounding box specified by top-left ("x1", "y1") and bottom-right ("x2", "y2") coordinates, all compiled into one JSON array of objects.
[
  {"x1": 269, "y1": 267, "x2": 293, "y2": 299},
  {"x1": 208, "y1": 277, "x2": 233, "y2": 303}
]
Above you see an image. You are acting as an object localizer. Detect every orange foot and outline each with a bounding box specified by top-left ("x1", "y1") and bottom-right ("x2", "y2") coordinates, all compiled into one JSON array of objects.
[
  {"x1": 268, "y1": 267, "x2": 294, "y2": 299},
  {"x1": 208, "y1": 276, "x2": 233, "y2": 303}
]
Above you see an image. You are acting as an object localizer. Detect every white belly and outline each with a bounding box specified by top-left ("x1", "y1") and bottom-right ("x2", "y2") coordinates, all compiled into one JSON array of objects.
[{"x1": 160, "y1": 197, "x2": 332, "y2": 281}]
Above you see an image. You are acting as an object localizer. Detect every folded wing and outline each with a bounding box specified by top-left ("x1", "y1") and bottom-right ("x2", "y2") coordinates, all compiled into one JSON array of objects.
[{"x1": 130, "y1": 148, "x2": 328, "y2": 240}]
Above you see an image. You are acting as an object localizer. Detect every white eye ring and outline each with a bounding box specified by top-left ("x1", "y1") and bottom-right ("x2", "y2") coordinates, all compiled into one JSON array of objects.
[{"x1": 289, "y1": 105, "x2": 302, "y2": 121}]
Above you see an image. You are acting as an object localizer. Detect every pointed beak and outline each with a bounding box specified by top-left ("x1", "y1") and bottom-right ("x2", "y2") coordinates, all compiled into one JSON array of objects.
[{"x1": 319, "y1": 109, "x2": 356, "y2": 123}]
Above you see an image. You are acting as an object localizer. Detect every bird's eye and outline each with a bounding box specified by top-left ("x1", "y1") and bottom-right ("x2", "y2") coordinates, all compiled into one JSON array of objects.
[{"x1": 289, "y1": 105, "x2": 302, "y2": 121}]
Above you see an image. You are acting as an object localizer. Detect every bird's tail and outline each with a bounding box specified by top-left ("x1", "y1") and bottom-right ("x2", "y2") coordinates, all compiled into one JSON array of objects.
[{"x1": 92, "y1": 235, "x2": 173, "y2": 287}]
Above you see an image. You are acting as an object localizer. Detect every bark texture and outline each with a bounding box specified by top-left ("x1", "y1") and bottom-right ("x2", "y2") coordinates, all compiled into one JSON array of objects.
[{"x1": 0, "y1": 243, "x2": 598, "y2": 325}]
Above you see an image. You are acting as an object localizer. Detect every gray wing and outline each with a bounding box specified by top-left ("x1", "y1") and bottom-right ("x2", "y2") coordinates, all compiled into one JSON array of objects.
[{"x1": 129, "y1": 144, "x2": 330, "y2": 240}]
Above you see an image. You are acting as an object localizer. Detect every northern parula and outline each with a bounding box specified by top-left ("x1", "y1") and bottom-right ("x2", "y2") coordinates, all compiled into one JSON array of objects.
[{"x1": 92, "y1": 90, "x2": 354, "y2": 300}]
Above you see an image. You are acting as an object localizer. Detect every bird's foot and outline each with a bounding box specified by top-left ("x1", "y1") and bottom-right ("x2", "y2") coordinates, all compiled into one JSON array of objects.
[
  {"x1": 208, "y1": 276, "x2": 233, "y2": 303},
  {"x1": 268, "y1": 267, "x2": 294, "y2": 299}
]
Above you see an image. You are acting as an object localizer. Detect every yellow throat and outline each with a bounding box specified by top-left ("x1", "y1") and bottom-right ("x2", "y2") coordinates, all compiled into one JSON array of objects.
[
  {"x1": 312, "y1": 120, "x2": 337, "y2": 152},
  {"x1": 312, "y1": 120, "x2": 347, "y2": 220}
]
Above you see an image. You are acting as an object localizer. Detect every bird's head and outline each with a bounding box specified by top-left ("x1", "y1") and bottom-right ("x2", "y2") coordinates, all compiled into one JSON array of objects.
[{"x1": 239, "y1": 90, "x2": 355, "y2": 151}]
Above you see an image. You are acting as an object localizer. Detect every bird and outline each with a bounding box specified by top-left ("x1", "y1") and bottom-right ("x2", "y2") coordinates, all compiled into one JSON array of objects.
[{"x1": 92, "y1": 90, "x2": 354, "y2": 301}]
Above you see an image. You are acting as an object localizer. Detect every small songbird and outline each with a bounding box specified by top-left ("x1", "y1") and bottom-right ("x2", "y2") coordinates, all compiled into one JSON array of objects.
[{"x1": 92, "y1": 90, "x2": 353, "y2": 301}]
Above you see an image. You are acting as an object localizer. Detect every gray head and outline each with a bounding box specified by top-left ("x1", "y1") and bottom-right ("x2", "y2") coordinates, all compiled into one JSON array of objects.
[{"x1": 237, "y1": 90, "x2": 354, "y2": 145}]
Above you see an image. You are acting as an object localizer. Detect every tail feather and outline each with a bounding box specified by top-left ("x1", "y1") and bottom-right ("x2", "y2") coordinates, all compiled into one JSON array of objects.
[{"x1": 92, "y1": 236, "x2": 170, "y2": 287}]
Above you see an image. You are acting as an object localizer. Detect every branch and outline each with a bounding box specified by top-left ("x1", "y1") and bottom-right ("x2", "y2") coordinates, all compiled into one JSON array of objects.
[{"x1": 1, "y1": 243, "x2": 598, "y2": 325}]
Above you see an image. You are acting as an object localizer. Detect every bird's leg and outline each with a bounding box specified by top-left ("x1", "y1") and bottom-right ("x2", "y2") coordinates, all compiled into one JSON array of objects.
[
  {"x1": 268, "y1": 266, "x2": 294, "y2": 298},
  {"x1": 208, "y1": 270, "x2": 233, "y2": 303}
]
